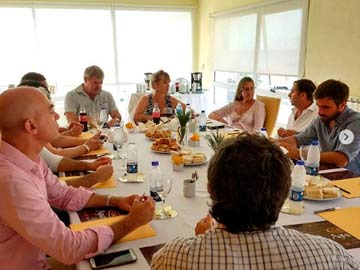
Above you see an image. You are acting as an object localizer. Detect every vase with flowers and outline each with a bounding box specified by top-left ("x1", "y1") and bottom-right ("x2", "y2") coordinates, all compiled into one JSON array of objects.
[{"x1": 176, "y1": 110, "x2": 191, "y2": 145}]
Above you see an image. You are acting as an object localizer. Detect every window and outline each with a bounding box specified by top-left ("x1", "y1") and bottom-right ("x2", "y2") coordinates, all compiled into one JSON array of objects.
[
  {"x1": 0, "y1": 4, "x2": 193, "y2": 96},
  {"x1": 213, "y1": 0, "x2": 307, "y2": 95}
]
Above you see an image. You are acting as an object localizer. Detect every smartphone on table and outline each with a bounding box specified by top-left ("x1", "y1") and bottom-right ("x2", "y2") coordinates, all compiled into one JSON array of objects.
[{"x1": 89, "y1": 249, "x2": 137, "y2": 269}]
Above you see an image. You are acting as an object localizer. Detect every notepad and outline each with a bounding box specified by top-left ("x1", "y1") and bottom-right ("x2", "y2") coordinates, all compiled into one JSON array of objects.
[
  {"x1": 332, "y1": 177, "x2": 360, "y2": 198},
  {"x1": 318, "y1": 207, "x2": 360, "y2": 240},
  {"x1": 59, "y1": 174, "x2": 116, "y2": 189},
  {"x1": 70, "y1": 216, "x2": 156, "y2": 243}
]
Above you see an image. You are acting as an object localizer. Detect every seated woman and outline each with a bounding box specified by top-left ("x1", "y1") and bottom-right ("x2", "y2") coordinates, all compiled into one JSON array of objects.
[
  {"x1": 133, "y1": 70, "x2": 186, "y2": 123},
  {"x1": 208, "y1": 77, "x2": 265, "y2": 132}
]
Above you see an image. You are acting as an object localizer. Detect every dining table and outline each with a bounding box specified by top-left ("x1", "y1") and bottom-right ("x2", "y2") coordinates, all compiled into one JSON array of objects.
[{"x1": 71, "y1": 128, "x2": 360, "y2": 269}]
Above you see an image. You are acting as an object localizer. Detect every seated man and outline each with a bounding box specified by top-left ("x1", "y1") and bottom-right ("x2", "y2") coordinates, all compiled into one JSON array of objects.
[
  {"x1": 65, "y1": 65, "x2": 121, "y2": 127},
  {"x1": 20, "y1": 73, "x2": 84, "y2": 137},
  {"x1": 151, "y1": 134, "x2": 359, "y2": 269},
  {"x1": 0, "y1": 87, "x2": 155, "y2": 269},
  {"x1": 277, "y1": 79, "x2": 317, "y2": 138},
  {"x1": 278, "y1": 79, "x2": 360, "y2": 173}
]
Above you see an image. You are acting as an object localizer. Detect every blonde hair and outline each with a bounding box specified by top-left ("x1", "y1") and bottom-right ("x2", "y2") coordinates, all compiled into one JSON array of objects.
[
  {"x1": 234, "y1": 77, "x2": 254, "y2": 102},
  {"x1": 151, "y1": 70, "x2": 170, "y2": 89}
]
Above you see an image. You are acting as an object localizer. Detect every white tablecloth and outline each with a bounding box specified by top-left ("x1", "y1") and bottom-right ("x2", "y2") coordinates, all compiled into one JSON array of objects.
[{"x1": 73, "y1": 131, "x2": 360, "y2": 269}]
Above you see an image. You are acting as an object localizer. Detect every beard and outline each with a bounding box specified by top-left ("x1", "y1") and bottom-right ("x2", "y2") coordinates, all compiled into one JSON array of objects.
[{"x1": 319, "y1": 111, "x2": 341, "y2": 124}]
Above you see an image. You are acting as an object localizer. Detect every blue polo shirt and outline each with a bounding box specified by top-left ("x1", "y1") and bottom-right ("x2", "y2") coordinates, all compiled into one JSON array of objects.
[{"x1": 295, "y1": 107, "x2": 360, "y2": 173}]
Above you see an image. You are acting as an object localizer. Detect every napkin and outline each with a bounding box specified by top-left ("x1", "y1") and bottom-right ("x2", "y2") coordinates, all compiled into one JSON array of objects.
[
  {"x1": 59, "y1": 174, "x2": 116, "y2": 189},
  {"x1": 70, "y1": 216, "x2": 156, "y2": 243},
  {"x1": 331, "y1": 177, "x2": 360, "y2": 198},
  {"x1": 318, "y1": 207, "x2": 360, "y2": 240}
]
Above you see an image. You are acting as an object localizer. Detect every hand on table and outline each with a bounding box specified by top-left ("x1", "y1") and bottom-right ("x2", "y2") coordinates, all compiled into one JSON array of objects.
[
  {"x1": 67, "y1": 122, "x2": 84, "y2": 136},
  {"x1": 85, "y1": 138, "x2": 103, "y2": 151},
  {"x1": 126, "y1": 196, "x2": 155, "y2": 227},
  {"x1": 88, "y1": 157, "x2": 112, "y2": 170},
  {"x1": 92, "y1": 164, "x2": 113, "y2": 183}
]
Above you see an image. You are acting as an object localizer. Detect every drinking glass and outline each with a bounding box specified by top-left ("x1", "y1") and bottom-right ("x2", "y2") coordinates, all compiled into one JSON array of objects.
[
  {"x1": 299, "y1": 145, "x2": 310, "y2": 163},
  {"x1": 155, "y1": 173, "x2": 177, "y2": 219}
]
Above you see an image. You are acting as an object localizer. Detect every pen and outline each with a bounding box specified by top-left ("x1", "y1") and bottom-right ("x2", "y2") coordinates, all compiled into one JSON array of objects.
[
  {"x1": 337, "y1": 187, "x2": 351, "y2": 194},
  {"x1": 96, "y1": 153, "x2": 109, "y2": 158},
  {"x1": 313, "y1": 207, "x2": 340, "y2": 214}
]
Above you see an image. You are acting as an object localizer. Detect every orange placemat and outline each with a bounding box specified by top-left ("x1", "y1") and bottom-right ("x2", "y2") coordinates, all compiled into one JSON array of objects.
[
  {"x1": 70, "y1": 216, "x2": 156, "y2": 243},
  {"x1": 78, "y1": 132, "x2": 94, "y2": 140},
  {"x1": 81, "y1": 148, "x2": 110, "y2": 157},
  {"x1": 332, "y1": 177, "x2": 360, "y2": 198},
  {"x1": 318, "y1": 207, "x2": 360, "y2": 240},
  {"x1": 59, "y1": 174, "x2": 116, "y2": 189}
]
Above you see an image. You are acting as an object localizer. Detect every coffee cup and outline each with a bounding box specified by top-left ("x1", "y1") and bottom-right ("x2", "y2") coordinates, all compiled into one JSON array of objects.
[{"x1": 183, "y1": 179, "x2": 196, "y2": 198}]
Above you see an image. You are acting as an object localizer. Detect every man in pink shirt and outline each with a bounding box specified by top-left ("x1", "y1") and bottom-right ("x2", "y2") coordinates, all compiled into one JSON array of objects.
[{"x1": 0, "y1": 87, "x2": 155, "y2": 269}]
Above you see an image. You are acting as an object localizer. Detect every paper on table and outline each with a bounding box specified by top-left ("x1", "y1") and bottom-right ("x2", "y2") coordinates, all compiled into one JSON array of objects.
[
  {"x1": 59, "y1": 174, "x2": 116, "y2": 189},
  {"x1": 81, "y1": 148, "x2": 110, "y2": 157},
  {"x1": 332, "y1": 177, "x2": 360, "y2": 198},
  {"x1": 318, "y1": 207, "x2": 360, "y2": 240},
  {"x1": 78, "y1": 132, "x2": 94, "y2": 140},
  {"x1": 70, "y1": 216, "x2": 156, "y2": 243}
]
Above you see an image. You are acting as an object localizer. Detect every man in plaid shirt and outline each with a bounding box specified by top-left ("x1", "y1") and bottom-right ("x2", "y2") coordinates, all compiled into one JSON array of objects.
[{"x1": 151, "y1": 133, "x2": 360, "y2": 270}]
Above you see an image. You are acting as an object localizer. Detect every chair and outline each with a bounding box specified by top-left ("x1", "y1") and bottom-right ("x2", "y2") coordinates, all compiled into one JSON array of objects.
[{"x1": 256, "y1": 95, "x2": 281, "y2": 137}]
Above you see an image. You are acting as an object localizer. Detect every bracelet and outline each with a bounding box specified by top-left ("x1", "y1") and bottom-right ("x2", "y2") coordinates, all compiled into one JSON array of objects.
[
  {"x1": 83, "y1": 144, "x2": 90, "y2": 152},
  {"x1": 106, "y1": 195, "x2": 112, "y2": 207}
]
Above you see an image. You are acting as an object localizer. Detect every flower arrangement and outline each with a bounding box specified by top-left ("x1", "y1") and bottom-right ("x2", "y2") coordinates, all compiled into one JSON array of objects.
[
  {"x1": 204, "y1": 131, "x2": 225, "y2": 152},
  {"x1": 176, "y1": 111, "x2": 191, "y2": 145},
  {"x1": 172, "y1": 155, "x2": 185, "y2": 171}
]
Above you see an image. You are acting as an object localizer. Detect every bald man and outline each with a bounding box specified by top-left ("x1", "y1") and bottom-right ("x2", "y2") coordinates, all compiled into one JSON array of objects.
[{"x1": 0, "y1": 87, "x2": 155, "y2": 269}]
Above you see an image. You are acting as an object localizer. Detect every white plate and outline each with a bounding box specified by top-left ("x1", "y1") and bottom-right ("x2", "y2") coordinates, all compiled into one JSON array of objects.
[
  {"x1": 152, "y1": 149, "x2": 171, "y2": 154},
  {"x1": 303, "y1": 192, "x2": 342, "y2": 201},
  {"x1": 184, "y1": 155, "x2": 209, "y2": 166}
]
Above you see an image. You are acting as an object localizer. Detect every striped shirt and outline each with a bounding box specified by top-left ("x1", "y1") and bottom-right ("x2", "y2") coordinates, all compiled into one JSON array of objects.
[
  {"x1": 144, "y1": 94, "x2": 172, "y2": 115},
  {"x1": 151, "y1": 227, "x2": 359, "y2": 270}
]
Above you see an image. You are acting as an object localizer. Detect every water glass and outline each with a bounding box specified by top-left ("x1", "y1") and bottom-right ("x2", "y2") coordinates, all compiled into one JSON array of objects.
[{"x1": 299, "y1": 145, "x2": 310, "y2": 163}]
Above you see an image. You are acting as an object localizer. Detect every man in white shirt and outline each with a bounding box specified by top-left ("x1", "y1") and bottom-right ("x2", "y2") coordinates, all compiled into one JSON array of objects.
[{"x1": 278, "y1": 79, "x2": 317, "y2": 138}]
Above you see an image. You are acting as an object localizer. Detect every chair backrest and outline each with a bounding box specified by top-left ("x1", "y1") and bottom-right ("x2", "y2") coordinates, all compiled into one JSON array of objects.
[{"x1": 256, "y1": 95, "x2": 281, "y2": 137}]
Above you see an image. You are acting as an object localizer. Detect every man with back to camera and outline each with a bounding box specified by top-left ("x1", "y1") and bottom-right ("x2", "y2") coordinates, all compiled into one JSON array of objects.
[
  {"x1": 277, "y1": 79, "x2": 318, "y2": 138},
  {"x1": 0, "y1": 87, "x2": 155, "y2": 269},
  {"x1": 65, "y1": 65, "x2": 122, "y2": 127},
  {"x1": 277, "y1": 79, "x2": 360, "y2": 173},
  {"x1": 150, "y1": 133, "x2": 359, "y2": 269}
]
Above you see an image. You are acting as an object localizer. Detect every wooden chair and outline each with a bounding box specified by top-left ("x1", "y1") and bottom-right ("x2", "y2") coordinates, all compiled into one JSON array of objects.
[{"x1": 256, "y1": 95, "x2": 281, "y2": 137}]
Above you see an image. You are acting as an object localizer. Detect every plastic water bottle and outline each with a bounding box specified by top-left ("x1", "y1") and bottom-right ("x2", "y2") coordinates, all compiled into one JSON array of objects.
[
  {"x1": 199, "y1": 110, "x2": 207, "y2": 132},
  {"x1": 79, "y1": 106, "x2": 88, "y2": 132},
  {"x1": 152, "y1": 103, "x2": 160, "y2": 124},
  {"x1": 260, "y1": 127, "x2": 268, "y2": 138},
  {"x1": 126, "y1": 142, "x2": 138, "y2": 175},
  {"x1": 148, "y1": 161, "x2": 162, "y2": 202},
  {"x1": 289, "y1": 160, "x2": 306, "y2": 215},
  {"x1": 185, "y1": 103, "x2": 191, "y2": 114},
  {"x1": 176, "y1": 102, "x2": 183, "y2": 115},
  {"x1": 306, "y1": 140, "x2": 320, "y2": 177}
]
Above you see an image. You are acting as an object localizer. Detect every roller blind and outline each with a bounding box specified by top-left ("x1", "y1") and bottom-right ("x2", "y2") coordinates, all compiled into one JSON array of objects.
[{"x1": 213, "y1": 0, "x2": 307, "y2": 77}]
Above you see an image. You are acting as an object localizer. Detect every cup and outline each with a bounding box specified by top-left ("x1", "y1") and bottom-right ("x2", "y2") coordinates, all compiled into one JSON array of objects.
[{"x1": 183, "y1": 179, "x2": 196, "y2": 198}]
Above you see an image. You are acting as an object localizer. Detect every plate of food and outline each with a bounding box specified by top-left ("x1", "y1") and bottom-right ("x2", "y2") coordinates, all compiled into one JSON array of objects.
[
  {"x1": 183, "y1": 153, "x2": 208, "y2": 166},
  {"x1": 138, "y1": 120, "x2": 157, "y2": 133},
  {"x1": 304, "y1": 176, "x2": 341, "y2": 201},
  {"x1": 145, "y1": 129, "x2": 172, "y2": 140},
  {"x1": 151, "y1": 138, "x2": 181, "y2": 154},
  {"x1": 170, "y1": 149, "x2": 208, "y2": 166}
]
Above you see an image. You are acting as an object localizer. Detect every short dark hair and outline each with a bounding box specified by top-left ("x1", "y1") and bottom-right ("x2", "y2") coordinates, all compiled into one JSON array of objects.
[
  {"x1": 84, "y1": 65, "x2": 104, "y2": 80},
  {"x1": 294, "y1": 79, "x2": 316, "y2": 101},
  {"x1": 17, "y1": 80, "x2": 51, "y2": 100},
  {"x1": 207, "y1": 133, "x2": 292, "y2": 233},
  {"x1": 313, "y1": 79, "x2": 349, "y2": 106},
  {"x1": 21, "y1": 72, "x2": 46, "y2": 84}
]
